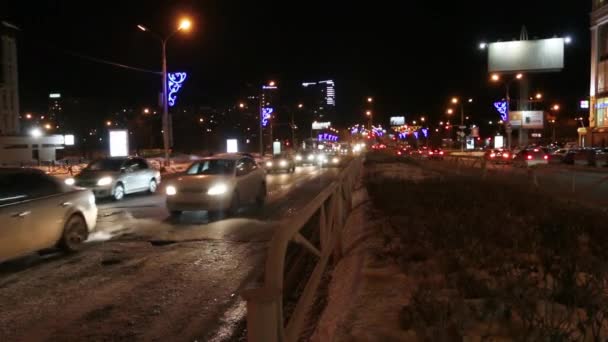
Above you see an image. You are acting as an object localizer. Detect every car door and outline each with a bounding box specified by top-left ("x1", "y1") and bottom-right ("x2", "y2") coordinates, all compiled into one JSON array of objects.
[
  {"x1": 0, "y1": 172, "x2": 67, "y2": 261},
  {"x1": 235, "y1": 158, "x2": 255, "y2": 203},
  {"x1": 134, "y1": 158, "x2": 152, "y2": 191},
  {"x1": 122, "y1": 159, "x2": 141, "y2": 193}
]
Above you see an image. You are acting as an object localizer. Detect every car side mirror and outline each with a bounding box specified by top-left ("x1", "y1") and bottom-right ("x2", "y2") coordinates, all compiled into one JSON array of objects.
[{"x1": 120, "y1": 167, "x2": 128, "y2": 174}]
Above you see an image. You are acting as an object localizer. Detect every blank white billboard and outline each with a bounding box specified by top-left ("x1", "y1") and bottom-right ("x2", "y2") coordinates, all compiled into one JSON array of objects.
[
  {"x1": 390, "y1": 116, "x2": 405, "y2": 126},
  {"x1": 488, "y1": 38, "x2": 564, "y2": 73},
  {"x1": 226, "y1": 139, "x2": 238, "y2": 153},
  {"x1": 109, "y1": 130, "x2": 129, "y2": 157}
]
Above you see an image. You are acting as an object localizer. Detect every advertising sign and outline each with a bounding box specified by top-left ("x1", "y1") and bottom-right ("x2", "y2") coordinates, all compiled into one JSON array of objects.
[
  {"x1": 312, "y1": 121, "x2": 331, "y2": 130},
  {"x1": 470, "y1": 127, "x2": 479, "y2": 137},
  {"x1": 261, "y1": 107, "x2": 274, "y2": 127},
  {"x1": 273, "y1": 141, "x2": 281, "y2": 155},
  {"x1": 466, "y1": 137, "x2": 475, "y2": 150},
  {"x1": 488, "y1": 38, "x2": 564, "y2": 73},
  {"x1": 580, "y1": 100, "x2": 590, "y2": 109},
  {"x1": 494, "y1": 135, "x2": 504, "y2": 149},
  {"x1": 109, "y1": 130, "x2": 128, "y2": 157},
  {"x1": 510, "y1": 111, "x2": 544, "y2": 129},
  {"x1": 64, "y1": 134, "x2": 75, "y2": 146},
  {"x1": 226, "y1": 139, "x2": 238, "y2": 153},
  {"x1": 390, "y1": 116, "x2": 405, "y2": 126}
]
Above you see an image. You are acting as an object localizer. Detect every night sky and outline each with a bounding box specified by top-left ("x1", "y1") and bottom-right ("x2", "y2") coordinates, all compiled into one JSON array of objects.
[{"x1": 3, "y1": 0, "x2": 592, "y2": 127}]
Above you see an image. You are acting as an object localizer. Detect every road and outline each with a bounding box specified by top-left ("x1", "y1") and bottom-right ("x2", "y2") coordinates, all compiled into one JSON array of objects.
[{"x1": 0, "y1": 165, "x2": 340, "y2": 342}]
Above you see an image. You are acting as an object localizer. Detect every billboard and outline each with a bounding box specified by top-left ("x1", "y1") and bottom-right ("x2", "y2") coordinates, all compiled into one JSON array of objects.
[
  {"x1": 494, "y1": 135, "x2": 504, "y2": 149},
  {"x1": 312, "y1": 121, "x2": 331, "y2": 130},
  {"x1": 390, "y1": 116, "x2": 405, "y2": 126},
  {"x1": 510, "y1": 111, "x2": 544, "y2": 129},
  {"x1": 109, "y1": 130, "x2": 128, "y2": 157},
  {"x1": 488, "y1": 38, "x2": 564, "y2": 73},
  {"x1": 226, "y1": 139, "x2": 238, "y2": 153}
]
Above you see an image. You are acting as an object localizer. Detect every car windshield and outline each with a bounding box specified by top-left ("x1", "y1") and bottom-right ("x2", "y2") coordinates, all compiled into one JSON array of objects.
[
  {"x1": 187, "y1": 159, "x2": 235, "y2": 175},
  {"x1": 86, "y1": 159, "x2": 124, "y2": 171}
]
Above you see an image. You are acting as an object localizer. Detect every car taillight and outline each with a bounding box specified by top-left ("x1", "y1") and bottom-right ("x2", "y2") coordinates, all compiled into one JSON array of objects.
[
  {"x1": 503, "y1": 153, "x2": 509, "y2": 158},
  {"x1": 440, "y1": 151, "x2": 444, "y2": 155},
  {"x1": 397, "y1": 151, "x2": 402, "y2": 155},
  {"x1": 543, "y1": 155, "x2": 549, "y2": 160},
  {"x1": 527, "y1": 155, "x2": 533, "y2": 160},
  {"x1": 429, "y1": 151, "x2": 434, "y2": 155},
  {"x1": 533, "y1": 148, "x2": 539, "y2": 152},
  {"x1": 490, "y1": 153, "x2": 496, "y2": 158}
]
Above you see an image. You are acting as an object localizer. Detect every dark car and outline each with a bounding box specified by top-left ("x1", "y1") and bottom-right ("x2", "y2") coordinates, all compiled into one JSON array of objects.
[
  {"x1": 512, "y1": 149, "x2": 549, "y2": 167},
  {"x1": 265, "y1": 154, "x2": 296, "y2": 173},
  {"x1": 428, "y1": 148, "x2": 445, "y2": 160},
  {"x1": 484, "y1": 149, "x2": 513, "y2": 164}
]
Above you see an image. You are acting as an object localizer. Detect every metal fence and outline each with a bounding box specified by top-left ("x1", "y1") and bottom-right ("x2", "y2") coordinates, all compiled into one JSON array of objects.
[{"x1": 242, "y1": 157, "x2": 363, "y2": 342}]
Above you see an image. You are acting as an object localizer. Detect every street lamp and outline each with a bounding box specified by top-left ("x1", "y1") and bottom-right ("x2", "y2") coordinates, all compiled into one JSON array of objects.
[
  {"x1": 298, "y1": 103, "x2": 303, "y2": 109},
  {"x1": 137, "y1": 17, "x2": 193, "y2": 166},
  {"x1": 367, "y1": 97, "x2": 373, "y2": 103},
  {"x1": 491, "y1": 73, "x2": 524, "y2": 148},
  {"x1": 446, "y1": 109, "x2": 454, "y2": 115},
  {"x1": 553, "y1": 104, "x2": 560, "y2": 111},
  {"x1": 25, "y1": 113, "x2": 32, "y2": 119},
  {"x1": 106, "y1": 120, "x2": 112, "y2": 127},
  {"x1": 535, "y1": 93, "x2": 543, "y2": 100},
  {"x1": 30, "y1": 128, "x2": 42, "y2": 138},
  {"x1": 479, "y1": 42, "x2": 487, "y2": 50},
  {"x1": 450, "y1": 96, "x2": 473, "y2": 151},
  {"x1": 239, "y1": 102, "x2": 245, "y2": 109},
  {"x1": 44, "y1": 123, "x2": 52, "y2": 130}
]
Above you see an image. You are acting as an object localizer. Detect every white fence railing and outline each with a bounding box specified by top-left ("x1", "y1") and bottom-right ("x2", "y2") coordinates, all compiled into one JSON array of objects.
[{"x1": 242, "y1": 157, "x2": 363, "y2": 342}]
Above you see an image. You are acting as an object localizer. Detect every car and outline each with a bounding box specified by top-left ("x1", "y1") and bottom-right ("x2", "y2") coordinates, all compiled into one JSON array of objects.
[
  {"x1": 549, "y1": 148, "x2": 570, "y2": 163},
  {"x1": 165, "y1": 154, "x2": 266, "y2": 217},
  {"x1": 68, "y1": 157, "x2": 161, "y2": 201},
  {"x1": 0, "y1": 168, "x2": 98, "y2": 263},
  {"x1": 316, "y1": 153, "x2": 344, "y2": 167},
  {"x1": 484, "y1": 149, "x2": 512, "y2": 164},
  {"x1": 512, "y1": 149, "x2": 549, "y2": 167},
  {"x1": 428, "y1": 148, "x2": 445, "y2": 160},
  {"x1": 294, "y1": 151, "x2": 317, "y2": 166},
  {"x1": 265, "y1": 153, "x2": 296, "y2": 173}
]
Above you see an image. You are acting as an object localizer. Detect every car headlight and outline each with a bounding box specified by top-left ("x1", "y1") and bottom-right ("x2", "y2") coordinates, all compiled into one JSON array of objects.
[
  {"x1": 279, "y1": 160, "x2": 287, "y2": 167},
  {"x1": 307, "y1": 155, "x2": 315, "y2": 161},
  {"x1": 207, "y1": 183, "x2": 228, "y2": 196},
  {"x1": 266, "y1": 161, "x2": 273, "y2": 167},
  {"x1": 317, "y1": 154, "x2": 326, "y2": 161},
  {"x1": 65, "y1": 178, "x2": 75, "y2": 186},
  {"x1": 166, "y1": 185, "x2": 177, "y2": 196},
  {"x1": 332, "y1": 157, "x2": 340, "y2": 164},
  {"x1": 97, "y1": 177, "x2": 113, "y2": 186},
  {"x1": 295, "y1": 155, "x2": 302, "y2": 161}
]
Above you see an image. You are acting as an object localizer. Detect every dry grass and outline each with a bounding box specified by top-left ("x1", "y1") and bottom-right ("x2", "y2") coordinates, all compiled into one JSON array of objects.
[{"x1": 365, "y1": 165, "x2": 608, "y2": 340}]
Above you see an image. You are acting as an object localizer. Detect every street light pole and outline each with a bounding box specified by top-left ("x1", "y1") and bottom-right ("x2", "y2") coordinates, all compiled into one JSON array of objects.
[
  {"x1": 506, "y1": 83, "x2": 511, "y2": 149},
  {"x1": 161, "y1": 39, "x2": 170, "y2": 165},
  {"x1": 259, "y1": 95, "x2": 264, "y2": 156}
]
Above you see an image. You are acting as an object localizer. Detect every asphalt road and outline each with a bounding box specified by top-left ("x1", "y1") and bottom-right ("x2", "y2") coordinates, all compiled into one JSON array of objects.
[{"x1": 0, "y1": 165, "x2": 341, "y2": 342}]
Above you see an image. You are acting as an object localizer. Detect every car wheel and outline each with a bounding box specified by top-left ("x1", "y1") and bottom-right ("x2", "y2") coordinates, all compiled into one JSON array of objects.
[
  {"x1": 58, "y1": 214, "x2": 88, "y2": 252},
  {"x1": 113, "y1": 183, "x2": 125, "y2": 201},
  {"x1": 228, "y1": 192, "x2": 240, "y2": 216},
  {"x1": 148, "y1": 179, "x2": 157, "y2": 193},
  {"x1": 255, "y1": 183, "x2": 267, "y2": 208}
]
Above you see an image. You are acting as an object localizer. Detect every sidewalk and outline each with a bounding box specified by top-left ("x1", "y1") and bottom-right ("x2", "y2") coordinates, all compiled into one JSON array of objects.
[{"x1": 312, "y1": 155, "x2": 608, "y2": 341}]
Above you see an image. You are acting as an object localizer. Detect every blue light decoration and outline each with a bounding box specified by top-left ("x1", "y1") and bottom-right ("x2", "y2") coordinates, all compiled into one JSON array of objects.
[
  {"x1": 421, "y1": 128, "x2": 429, "y2": 138},
  {"x1": 318, "y1": 133, "x2": 338, "y2": 142},
  {"x1": 261, "y1": 107, "x2": 274, "y2": 127},
  {"x1": 413, "y1": 131, "x2": 419, "y2": 140},
  {"x1": 167, "y1": 72, "x2": 187, "y2": 107},
  {"x1": 493, "y1": 101, "x2": 508, "y2": 122}
]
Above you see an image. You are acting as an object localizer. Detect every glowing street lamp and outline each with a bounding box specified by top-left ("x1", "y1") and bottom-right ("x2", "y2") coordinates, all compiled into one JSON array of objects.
[
  {"x1": 447, "y1": 109, "x2": 454, "y2": 115},
  {"x1": 479, "y1": 42, "x2": 487, "y2": 50},
  {"x1": 44, "y1": 123, "x2": 52, "y2": 130},
  {"x1": 298, "y1": 103, "x2": 303, "y2": 108},
  {"x1": 25, "y1": 113, "x2": 32, "y2": 119},
  {"x1": 137, "y1": 16, "x2": 193, "y2": 165},
  {"x1": 491, "y1": 74, "x2": 500, "y2": 82},
  {"x1": 30, "y1": 128, "x2": 42, "y2": 138},
  {"x1": 239, "y1": 102, "x2": 245, "y2": 109},
  {"x1": 269, "y1": 81, "x2": 276, "y2": 87},
  {"x1": 451, "y1": 97, "x2": 459, "y2": 104},
  {"x1": 106, "y1": 121, "x2": 112, "y2": 127},
  {"x1": 535, "y1": 93, "x2": 543, "y2": 100},
  {"x1": 365, "y1": 110, "x2": 372, "y2": 116},
  {"x1": 367, "y1": 97, "x2": 373, "y2": 103},
  {"x1": 553, "y1": 104, "x2": 560, "y2": 111},
  {"x1": 516, "y1": 73, "x2": 523, "y2": 79}
]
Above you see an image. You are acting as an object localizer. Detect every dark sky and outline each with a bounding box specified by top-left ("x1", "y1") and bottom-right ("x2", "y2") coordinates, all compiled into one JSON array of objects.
[{"x1": 3, "y1": 0, "x2": 592, "y2": 126}]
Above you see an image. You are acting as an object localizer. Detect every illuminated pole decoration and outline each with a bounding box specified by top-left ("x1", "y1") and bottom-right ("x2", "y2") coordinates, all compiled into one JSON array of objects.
[
  {"x1": 167, "y1": 72, "x2": 187, "y2": 107},
  {"x1": 261, "y1": 107, "x2": 274, "y2": 127},
  {"x1": 493, "y1": 101, "x2": 508, "y2": 122}
]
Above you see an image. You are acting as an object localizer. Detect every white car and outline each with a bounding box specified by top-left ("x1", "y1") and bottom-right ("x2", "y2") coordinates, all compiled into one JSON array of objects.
[
  {"x1": 165, "y1": 154, "x2": 266, "y2": 217},
  {"x1": 68, "y1": 157, "x2": 161, "y2": 201},
  {"x1": 0, "y1": 168, "x2": 98, "y2": 263}
]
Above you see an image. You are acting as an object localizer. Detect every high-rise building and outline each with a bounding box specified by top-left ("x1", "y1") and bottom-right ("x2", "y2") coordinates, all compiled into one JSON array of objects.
[
  {"x1": 301, "y1": 80, "x2": 336, "y2": 123},
  {"x1": 0, "y1": 23, "x2": 20, "y2": 135},
  {"x1": 589, "y1": 0, "x2": 608, "y2": 145},
  {"x1": 48, "y1": 93, "x2": 63, "y2": 129}
]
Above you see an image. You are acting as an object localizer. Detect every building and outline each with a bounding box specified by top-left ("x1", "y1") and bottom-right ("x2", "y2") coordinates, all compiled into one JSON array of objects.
[
  {"x1": 589, "y1": 0, "x2": 608, "y2": 146},
  {"x1": 0, "y1": 22, "x2": 20, "y2": 135},
  {"x1": 301, "y1": 80, "x2": 336, "y2": 123},
  {"x1": 48, "y1": 93, "x2": 64, "y2": 129}
]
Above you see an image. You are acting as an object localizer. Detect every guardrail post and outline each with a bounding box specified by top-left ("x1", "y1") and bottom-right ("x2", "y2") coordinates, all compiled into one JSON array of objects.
[{"x1": 242, "y1": 288, "x2": 282, "y2": 342}]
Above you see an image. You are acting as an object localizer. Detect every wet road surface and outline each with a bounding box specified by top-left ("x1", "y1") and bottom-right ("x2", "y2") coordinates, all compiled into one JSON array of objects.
[{"x1": 0, "y1": 165, "x2": 340, "y2": 341}]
